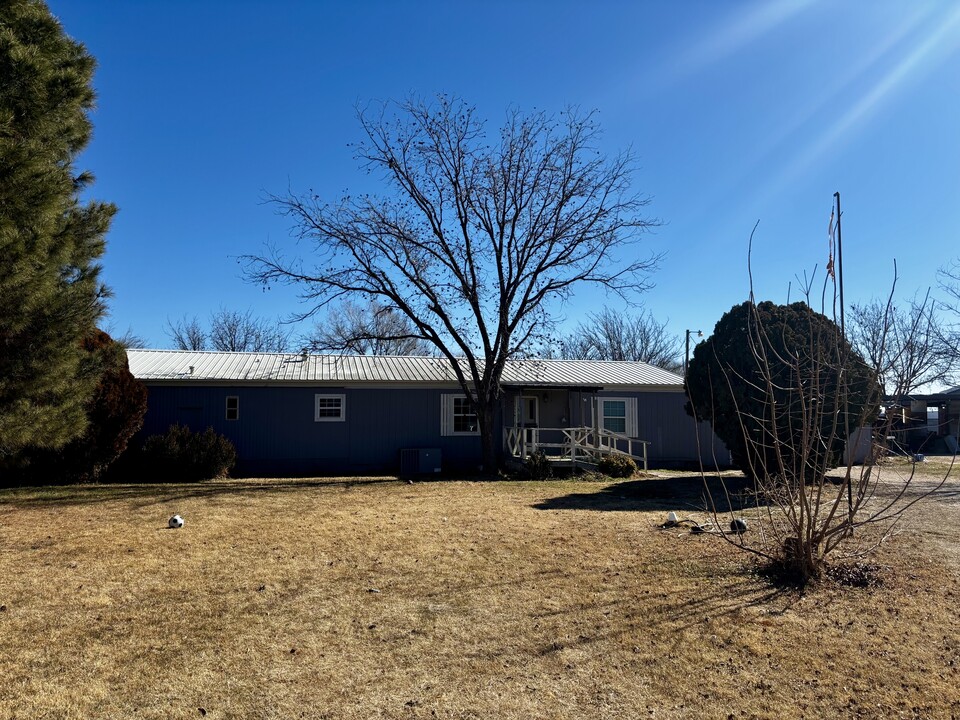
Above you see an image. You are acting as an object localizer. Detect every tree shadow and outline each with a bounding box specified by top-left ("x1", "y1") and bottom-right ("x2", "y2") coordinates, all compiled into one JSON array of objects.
[
  {"x1": 532, "y1": 474, "x2": 758, "y2": 513},
  {"x1": 475, "y1": 570, "x2": 799, "y2": 664},
  {"x1": 0, "y1": 475, "x2": 455, "y2": 509},
  {"x1": 646, "y1": 573, "x2": 801, "y2": 632}
]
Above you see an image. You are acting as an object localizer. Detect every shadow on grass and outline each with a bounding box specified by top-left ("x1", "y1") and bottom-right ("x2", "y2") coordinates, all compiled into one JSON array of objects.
[
  {"x1": 514, "y1": 575, "x2": 798, "y2": 661},
  {"x1": 532, "y1": 474, "x2": 758, "y2": 513},
  {"x1": 653, "y1": 573, "x2": 800, "y2": 631},
  {"x1": 0, "y1": 475, "x2": 456, "y2": 509}
]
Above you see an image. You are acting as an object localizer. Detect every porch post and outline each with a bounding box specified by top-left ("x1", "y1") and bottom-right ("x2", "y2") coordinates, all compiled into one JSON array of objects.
[{"x1": 592, "y1": 396, "x2": 600, "y2": 449}]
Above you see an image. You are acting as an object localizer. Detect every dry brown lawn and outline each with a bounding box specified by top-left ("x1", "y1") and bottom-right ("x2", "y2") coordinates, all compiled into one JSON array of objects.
[{"x1": 1, "y1": 463, "x2": 959, "y2": 719}]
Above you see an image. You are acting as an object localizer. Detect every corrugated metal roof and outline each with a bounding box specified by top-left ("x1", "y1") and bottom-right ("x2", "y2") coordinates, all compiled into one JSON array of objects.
[{"x1": 127, "y1": 349, "x2": 683, "y2": 389}]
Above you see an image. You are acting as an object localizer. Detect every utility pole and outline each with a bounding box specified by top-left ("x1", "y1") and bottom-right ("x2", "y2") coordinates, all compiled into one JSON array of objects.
[
  {"x1": 684, "y1": 329, "x2": 702, "y2": 376},
  {"x1": 835, "y1": 191, "x2": 854, "y2": 528}
]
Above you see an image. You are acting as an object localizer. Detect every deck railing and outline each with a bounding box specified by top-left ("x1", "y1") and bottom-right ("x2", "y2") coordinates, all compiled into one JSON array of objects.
[{"x1": 504, "y1": 425, "x2": 649, "y2": 471}]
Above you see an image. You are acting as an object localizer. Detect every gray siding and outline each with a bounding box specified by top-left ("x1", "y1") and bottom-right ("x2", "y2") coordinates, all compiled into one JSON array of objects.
[
  {"x1": 140, "y1": 385, "x2": 484, "y2": 476},
  {"x1": 138, "y1": 383, "x2": 727, "y2": 476},
  {"x1": 599, "y1": 390, "x2": 730, "y2": 468}
]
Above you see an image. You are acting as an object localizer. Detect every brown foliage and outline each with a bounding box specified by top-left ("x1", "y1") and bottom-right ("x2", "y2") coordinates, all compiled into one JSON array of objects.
[{"x1": 7, "y1": 330, "x2": 147, "y2": 484}]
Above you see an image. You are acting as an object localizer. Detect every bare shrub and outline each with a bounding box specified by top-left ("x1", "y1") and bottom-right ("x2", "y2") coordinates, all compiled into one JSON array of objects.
[{"x1": 687, "y1": 225, "x2": 953, "y2": 586}]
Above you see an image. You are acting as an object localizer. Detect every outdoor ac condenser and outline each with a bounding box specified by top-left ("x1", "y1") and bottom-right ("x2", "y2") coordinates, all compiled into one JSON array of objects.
[{"x1": 400, "y1": 448, "x2": 442, "y2": 476}]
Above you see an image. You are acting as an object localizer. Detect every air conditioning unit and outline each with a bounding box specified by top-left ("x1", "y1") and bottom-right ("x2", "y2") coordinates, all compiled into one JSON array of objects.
[{"x1": 400, "y1": 448, "x2": 442, "y2": 476}]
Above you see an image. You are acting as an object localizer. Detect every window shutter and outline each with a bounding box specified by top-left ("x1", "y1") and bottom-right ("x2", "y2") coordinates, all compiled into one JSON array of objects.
[
  {"x1": 626, "y1": 397, "x2": 638, "y2": 437},
  {"x1": 440, "y1": 394, "x2": 453, "y2": 436}
]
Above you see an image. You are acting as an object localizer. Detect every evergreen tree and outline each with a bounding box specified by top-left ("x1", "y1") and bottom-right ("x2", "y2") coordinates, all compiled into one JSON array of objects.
[
  {"x1": 685, "y1": 301, "x2": 880, "y2": 483},
  {"x1": 0, "y1": 1, "x2": 116, "y2": 456}
]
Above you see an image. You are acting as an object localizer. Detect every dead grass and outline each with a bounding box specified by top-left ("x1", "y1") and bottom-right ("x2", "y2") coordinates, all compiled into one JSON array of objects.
[{"x1": 1, "y1": 469, "x2": 958, "y2": 719}]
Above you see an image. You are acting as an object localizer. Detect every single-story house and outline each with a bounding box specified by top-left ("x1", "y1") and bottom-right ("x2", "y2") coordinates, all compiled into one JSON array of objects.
[{"x1": 127, "y1": 349, "x2": 731, "y2": 476}]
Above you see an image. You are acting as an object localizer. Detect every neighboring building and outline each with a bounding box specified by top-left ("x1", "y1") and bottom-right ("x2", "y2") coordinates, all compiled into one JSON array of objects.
[
  {"x1": 882, "y1": 387, "x2": 960, "y2": 454},
  {"x1": 127, "y1": 349, "x2": 731, "y2": 476}
]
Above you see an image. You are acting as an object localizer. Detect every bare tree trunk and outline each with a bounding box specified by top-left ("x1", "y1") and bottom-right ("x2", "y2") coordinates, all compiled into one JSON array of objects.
[{"x1": 478, "y1": 403, "x2": 499, "y2": 474}]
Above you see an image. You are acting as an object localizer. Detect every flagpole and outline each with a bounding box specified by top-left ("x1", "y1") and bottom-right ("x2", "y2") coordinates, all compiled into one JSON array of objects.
[
  {"x1": 835, "y1": 191, "x2": 854, "y2": 528},
  {"x1": 835, "y1": 192, "x2": 845, "y2": 338}
]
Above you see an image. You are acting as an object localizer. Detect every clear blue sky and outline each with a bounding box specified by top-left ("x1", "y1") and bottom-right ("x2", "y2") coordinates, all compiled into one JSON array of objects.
[{"x1": 48, "y1": 0, "x2": 960, "y2": 352}]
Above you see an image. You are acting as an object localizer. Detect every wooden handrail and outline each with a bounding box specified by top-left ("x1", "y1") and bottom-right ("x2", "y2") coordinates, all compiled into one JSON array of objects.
[{"x1": 503, "y1": 425, "x2": 649, "y2": 471}]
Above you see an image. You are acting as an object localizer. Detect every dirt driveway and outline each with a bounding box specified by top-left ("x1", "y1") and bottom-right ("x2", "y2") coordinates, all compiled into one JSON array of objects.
[{"x1": 874, "y1": 455, "x2": 960, "y2": 570}]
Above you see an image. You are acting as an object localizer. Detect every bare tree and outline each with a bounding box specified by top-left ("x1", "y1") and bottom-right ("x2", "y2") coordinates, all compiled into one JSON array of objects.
[
  {"x1": 939, "y1": 259, "x2": 960, "y2": 309},
  {"x1": 937, "y1": 260, "x2": 960, "y2": 381},
  {"x1": 208, "y1": 308, "x2": 291, "y2": 352},
  {"x1": 165, "y1": 309, "x2": 291, "y2": 352},
  {"x1": 307, "y1": 299, "x2": 432, "y2": 355},
  {"x1": 849, "y1": 292, "x2": 949, "y2": 400},
  {"x1": 99, "y1": 323, "x2": 147, "y2": 349},
  {"x1": 247, "y1": 96, "x2": 660, "y2": 470},
  {"x1": 557, "y1": 306, "x2": 681, "y2": 371},
  {"x1": 165, "y1": 315, "x2": 207, "y2": 351}
]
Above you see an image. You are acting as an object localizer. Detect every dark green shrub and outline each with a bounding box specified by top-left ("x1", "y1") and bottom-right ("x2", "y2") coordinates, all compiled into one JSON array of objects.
[
  {"x1": 598, "y1": 453, "x2": 637, "y2": 478},
  {"x1": 141, "y1": 424, "x2": 236, "y2": 481},
  {"x1": 684, "y1": 300, "x2": 880, "y2": 483},
  {"x1": 523, "y1": 450, "x2": 553, "y2": 480}
]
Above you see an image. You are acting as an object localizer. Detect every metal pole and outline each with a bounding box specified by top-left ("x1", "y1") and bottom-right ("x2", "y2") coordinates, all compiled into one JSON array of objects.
[
  {"x1": 835, "y1": 191, "x2": 854, "y2": 528},
  {"x1": 685, "y1": 330, "x2": 702, "y2": 376},
  {"x1": 835, "y1": 192, "x2": 846, "y2": 337}
]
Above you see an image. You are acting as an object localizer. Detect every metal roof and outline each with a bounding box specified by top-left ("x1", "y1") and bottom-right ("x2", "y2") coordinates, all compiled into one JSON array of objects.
[
  {"x1": 893, "y1": 386, "x2": 960, "y2": 402},
  {"x1": 127, "y1": 349, "x2": 683, "y2": 389}
]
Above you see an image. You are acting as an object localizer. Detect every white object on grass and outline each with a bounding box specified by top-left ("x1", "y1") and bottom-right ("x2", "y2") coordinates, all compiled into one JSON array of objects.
[
  {"x1": 168, "y1": 514, "x2": 184, "y2": 529},
  {"x1": 666, "y1": 511, "x2": 678, "y2": 524}
]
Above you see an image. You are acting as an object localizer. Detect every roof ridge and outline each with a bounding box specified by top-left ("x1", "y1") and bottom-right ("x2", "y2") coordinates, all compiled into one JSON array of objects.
[{"x1": 129, "y1": 349, "x2": 664, "y2": 365}]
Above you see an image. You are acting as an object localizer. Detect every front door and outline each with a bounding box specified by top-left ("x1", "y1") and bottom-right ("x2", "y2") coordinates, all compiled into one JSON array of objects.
[{"x1": 521, "y1": 396, "x2": 539, "y2": 446}]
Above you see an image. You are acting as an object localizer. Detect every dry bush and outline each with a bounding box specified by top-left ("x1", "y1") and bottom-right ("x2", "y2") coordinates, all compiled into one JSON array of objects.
[{"x1": 598, "y1": 453, "x2": 638, "y2": 478}]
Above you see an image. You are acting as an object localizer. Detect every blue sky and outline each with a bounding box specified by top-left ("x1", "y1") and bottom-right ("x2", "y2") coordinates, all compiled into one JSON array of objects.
[{"x1": 49, "y1": 0, "x2": 960, "y2": 353}]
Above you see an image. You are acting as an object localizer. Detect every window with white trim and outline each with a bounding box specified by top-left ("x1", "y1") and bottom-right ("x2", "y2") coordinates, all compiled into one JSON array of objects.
[
  {"x1": 314, "y1": 394, "x2": 346, "y2": 422},
  {"x1": 440, "y1": 394, "x2": 480, "y2": 436},
  {"x1": 225, "y1": 396, "x2": 239, "y2": 421},
  {"x1": 600, "y1": 397, "x2": 638, "y2": 436}
]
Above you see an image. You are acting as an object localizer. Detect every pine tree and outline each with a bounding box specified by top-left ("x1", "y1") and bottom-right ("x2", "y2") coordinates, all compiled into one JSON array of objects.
[{"x1": 0, "y1": 1, "x2": 116, "y2": 456}]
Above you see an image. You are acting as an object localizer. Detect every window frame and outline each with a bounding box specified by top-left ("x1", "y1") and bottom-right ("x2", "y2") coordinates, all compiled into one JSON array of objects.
[
  {"x1": 599, "y1": 397, "x2": 637, "y2": 437},
  {"x1": 314, "y1": 393, "x2": 346, "y2": 422},
  {"x1": 452, "y1": 395, "x2": 479, "y2": 434},
  {"x1": 441, "y1": 394, "x2": 480, "y2": 436},
  {"x1": 225, "y1": 395, "x2": 240, "y2": 421}
]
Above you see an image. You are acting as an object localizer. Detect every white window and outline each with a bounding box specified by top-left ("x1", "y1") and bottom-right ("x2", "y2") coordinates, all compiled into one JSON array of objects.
[
  {"x1": 600, "y1": 397, "x2": 638, "y2": 437},
  {"x1": 315, "y1": 394, "x2": 346, "y2": 422},
  {"x1": 225, "y1": 396, "x2": 239, "y2": 421},
  {"x1": 440, "y1": 394, "x2": 480, "y2": 436}
]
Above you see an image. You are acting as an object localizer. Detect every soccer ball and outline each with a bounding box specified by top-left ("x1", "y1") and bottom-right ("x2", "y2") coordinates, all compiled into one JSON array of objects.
[{"x1": 168, "y1": 514, "x2": 184, "y2": 529}]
